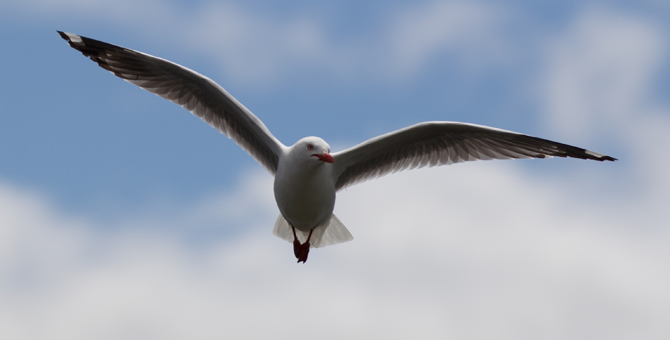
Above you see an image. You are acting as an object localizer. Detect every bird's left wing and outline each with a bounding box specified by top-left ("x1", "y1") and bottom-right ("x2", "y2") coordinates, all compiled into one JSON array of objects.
[
  {"x1": 58, "y1": 31, "x2": 285, "y2": 174},
  {"x1": 331, "y1": 121, "x2": 616, "y2": 191}
]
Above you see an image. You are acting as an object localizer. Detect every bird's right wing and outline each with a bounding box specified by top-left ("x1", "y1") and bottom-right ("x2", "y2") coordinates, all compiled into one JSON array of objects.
[
  {"x1": 58, "y1": 31, "x2": 285, "y2": 174},
  {"x1": 332, "y1": 121, "x2": 616, "y2": 191}
]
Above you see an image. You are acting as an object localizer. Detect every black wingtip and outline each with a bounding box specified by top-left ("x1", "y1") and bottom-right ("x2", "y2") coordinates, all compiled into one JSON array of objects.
[
  {"x1": 581, "y1": 147, "x2": 617, "y2": 162},
  {"x1": 57, "y1": 30, "x2": 69, "y2": 41},
  {"x1": 590, "y1": 151, "x2": 617, "y2": 162}
]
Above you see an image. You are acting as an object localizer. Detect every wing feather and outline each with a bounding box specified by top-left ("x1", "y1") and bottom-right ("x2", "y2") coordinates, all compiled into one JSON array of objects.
[
  {"x1": 58, "y1": 31, "x2": 284, "y2": 174},
  {"x1": 332, "y1": 122, "x2": 616, "y2": 190}
]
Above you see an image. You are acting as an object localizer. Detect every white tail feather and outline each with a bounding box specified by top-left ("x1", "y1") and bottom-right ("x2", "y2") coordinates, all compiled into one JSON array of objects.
[{"x1": 272, "y1": 214, "x2": 353, "y2": 248}]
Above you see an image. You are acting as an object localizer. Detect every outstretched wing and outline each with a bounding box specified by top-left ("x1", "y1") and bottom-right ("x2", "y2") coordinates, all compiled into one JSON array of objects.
[
  {"x1": 58, "y1": 31, "x2": 285, "y2": 174},
  {"x1": 332, "y1": 121, "x2": 616, "y2": 190}
]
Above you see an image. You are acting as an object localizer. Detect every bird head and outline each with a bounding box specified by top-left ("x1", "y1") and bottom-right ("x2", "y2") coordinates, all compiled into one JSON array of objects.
[{"x1": 294, "y1": 137, "x2": 334, "y2": 164}]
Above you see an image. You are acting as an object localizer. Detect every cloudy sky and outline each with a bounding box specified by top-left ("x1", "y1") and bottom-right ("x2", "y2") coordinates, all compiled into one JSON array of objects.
[{"x1": 1, "y1": 0, "x2": 669, "y2": 339}]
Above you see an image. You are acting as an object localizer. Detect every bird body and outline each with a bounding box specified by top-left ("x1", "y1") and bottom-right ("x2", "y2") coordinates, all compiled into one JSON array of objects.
[
  {"x1": 274, "y1": 137, "x2": 335, "y2": 232},
  {"x1": 58, "y1": 31, "x2": 616, "y2": 263}
]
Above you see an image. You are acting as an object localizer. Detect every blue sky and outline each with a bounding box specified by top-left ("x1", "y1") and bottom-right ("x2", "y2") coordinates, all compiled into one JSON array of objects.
[
  {"x1": 2, "y1": 0, "x2": 637, "y2": 213},
  {"x1": 1, "y1": 1, "x2": 669, "y2": 339}
]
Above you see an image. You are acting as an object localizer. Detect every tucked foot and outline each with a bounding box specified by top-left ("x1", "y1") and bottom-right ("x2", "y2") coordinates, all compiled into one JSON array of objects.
[
  {"x1": 291, "y1": 225, "x2": 314, "y2": 264},
  {"x1": 297, "y1": 242, "x2": 310, "y2": 263}
]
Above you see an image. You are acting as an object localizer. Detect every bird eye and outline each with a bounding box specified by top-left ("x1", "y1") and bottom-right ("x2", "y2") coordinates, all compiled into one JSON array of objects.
[{"x1": 307, "y1": 144, "x2": 314, "y2": 150}]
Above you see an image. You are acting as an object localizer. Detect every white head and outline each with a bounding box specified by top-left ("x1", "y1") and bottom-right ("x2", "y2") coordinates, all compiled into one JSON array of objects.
[{"x1": 291, "y1": 137, "x2": 334, "y2": 164}]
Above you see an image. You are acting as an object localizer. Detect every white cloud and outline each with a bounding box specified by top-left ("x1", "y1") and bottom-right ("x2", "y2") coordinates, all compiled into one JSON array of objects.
[
  {"x1": 543, "y1": 7, "x2": 670, "y2": 208},
  {"x1": 384, "y1": 1, "x2": 508, "y2": 77},
  {"x1": 180, "y1": 0, "x2": 510, "y2": 83},
  {"x1": 1, "y1": 156, "x2": 668, "y2": 339},
  {"x1": 6, "y1": 0, "x2": 511, "y2": 85},
  {"x1": 177, "y1": 1, "x2": 512, "y2": 83},
  {"x1": 544, "y1": 8, "x2": 667, "y2": 141}
]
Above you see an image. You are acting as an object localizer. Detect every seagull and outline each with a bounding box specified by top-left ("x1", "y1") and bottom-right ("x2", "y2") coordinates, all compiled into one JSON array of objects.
[{"x1": 58, "y1": 31, "x2": 616, "y2": 263}]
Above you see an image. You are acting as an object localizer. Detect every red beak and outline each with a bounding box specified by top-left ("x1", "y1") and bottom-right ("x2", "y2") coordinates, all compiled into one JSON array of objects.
[{"x1": 313, "y1": 153, "x2": 334, "y2": 163}]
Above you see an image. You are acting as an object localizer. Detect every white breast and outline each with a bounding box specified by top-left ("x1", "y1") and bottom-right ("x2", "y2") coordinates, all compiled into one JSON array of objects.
[{"x1": 273, "y1": 152, "x2": 336, "y2": 231}]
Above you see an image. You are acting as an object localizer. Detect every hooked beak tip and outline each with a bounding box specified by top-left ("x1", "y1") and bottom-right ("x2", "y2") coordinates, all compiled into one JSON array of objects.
[{"x1": 313, "y1": 153, "x2": 334, "y2": 163}]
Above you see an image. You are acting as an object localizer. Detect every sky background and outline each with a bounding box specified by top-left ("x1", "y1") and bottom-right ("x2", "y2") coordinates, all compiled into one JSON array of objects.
[{"x1": 1, "y1": 0, "x2": 669, "y2": 339}]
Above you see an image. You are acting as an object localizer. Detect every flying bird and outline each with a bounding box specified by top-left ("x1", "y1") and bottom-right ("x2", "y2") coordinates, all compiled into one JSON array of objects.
[{"x1": 58, "y1": 31, "x2": 616, "y2": 263}]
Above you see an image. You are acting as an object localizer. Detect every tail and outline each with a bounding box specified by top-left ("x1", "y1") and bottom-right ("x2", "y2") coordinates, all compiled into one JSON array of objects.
[{"x1": 272, "y1": 214, "x2": 354, "y2": 248}]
